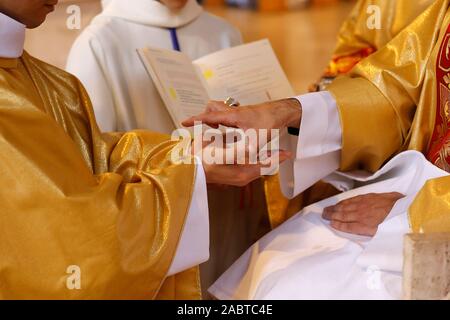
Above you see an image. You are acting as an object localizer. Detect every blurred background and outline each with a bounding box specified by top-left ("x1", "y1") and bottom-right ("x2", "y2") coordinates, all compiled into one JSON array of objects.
[{"x1": 25, "y1": 0, "x2": 355, "y2": 93}]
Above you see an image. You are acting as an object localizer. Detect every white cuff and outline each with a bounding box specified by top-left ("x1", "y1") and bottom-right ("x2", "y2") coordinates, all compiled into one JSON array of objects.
[
  {"x1": 297, "y1": 91, "x2": 341, "y2": 157},
  {"x1": 168, "y1": 160, "x2": 210, "y2": 276},
  {"x1": 279, "y1": 91, "x2": 342, "y2": 198}
]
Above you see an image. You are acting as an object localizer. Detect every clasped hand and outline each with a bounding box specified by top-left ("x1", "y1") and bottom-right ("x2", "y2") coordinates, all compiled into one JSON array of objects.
[{"x1": 182, "y1": 99, "x2": 301, "y2": 187}]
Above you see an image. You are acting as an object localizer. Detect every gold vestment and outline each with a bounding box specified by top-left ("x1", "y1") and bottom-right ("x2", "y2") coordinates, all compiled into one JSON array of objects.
[
  {"x1": 0, "y1": 52, "x2": 200, "y2": 299},
  {"x1": 265, "y1": 0, "x2": 436, "y2": 229},
  {"x1": 328, "y1": 0, "x2": 450, "y2": 232}
]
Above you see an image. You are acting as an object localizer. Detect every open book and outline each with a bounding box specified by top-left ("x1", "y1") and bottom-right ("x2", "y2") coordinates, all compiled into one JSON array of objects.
[{"x1": 138, "y1": 39, "x2": 295, "y2": 128}]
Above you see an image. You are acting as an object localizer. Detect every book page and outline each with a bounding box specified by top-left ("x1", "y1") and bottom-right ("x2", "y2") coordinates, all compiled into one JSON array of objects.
[
  {"x1": 138, "y1": 47, "x2": 210, "y2": 128},
  {"x1": 193, "y1": 39, "x2": 295, "y2": 105}
]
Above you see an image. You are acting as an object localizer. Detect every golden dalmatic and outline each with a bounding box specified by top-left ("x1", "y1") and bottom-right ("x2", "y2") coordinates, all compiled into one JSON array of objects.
[
  {"x1": 326, "y1": 0, "x2": 436, "y2": 81},
  {"x1": 327, "y1": 0, "x2": 450, "y2": 232},
  {"x1": 0, "y1": 52, "x2": 201, "y2": 299},
  {"x1": 265, "y1": 0, "x2": 436, "y2": 229}
]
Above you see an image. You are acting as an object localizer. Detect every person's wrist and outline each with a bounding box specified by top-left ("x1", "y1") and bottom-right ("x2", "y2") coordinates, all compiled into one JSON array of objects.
[
  {"x1": 203, "y1": 163, "x2": 213, "y2": 184},
  {"x1": 280, "y1": 98, "x2": 302, "y2": 129},
  {"x1": 266, "y1": 99, "x2": 301, "y2": 130}
]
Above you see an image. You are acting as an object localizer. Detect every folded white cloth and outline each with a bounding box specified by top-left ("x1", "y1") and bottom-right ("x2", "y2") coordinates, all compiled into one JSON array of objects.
[{"x1": 209, "y1": 151, "x2": 448, "y2": 300}]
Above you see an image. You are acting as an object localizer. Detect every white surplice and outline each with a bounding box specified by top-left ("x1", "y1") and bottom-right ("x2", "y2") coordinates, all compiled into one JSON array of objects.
[
  {"x1": 66, "y1": 0, "x2": 242, "y2": 134},
  {"x1": 169, "y1": 159, "x2": 209, "y2": 276},
  {"x1": 209, "y1": 151, "x2": 448, "y2": 299}
]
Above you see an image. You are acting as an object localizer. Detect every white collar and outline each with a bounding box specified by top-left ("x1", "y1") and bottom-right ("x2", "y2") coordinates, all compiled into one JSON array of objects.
[
  {"x1": 0, "y1": 12, "x2": 25, "y2": 59},
  {"x1": 100, "y1": 0, "x2": 203, "y2": 28}
]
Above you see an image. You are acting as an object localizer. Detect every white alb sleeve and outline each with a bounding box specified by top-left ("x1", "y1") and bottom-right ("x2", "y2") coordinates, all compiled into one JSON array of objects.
[
  {"x1": 279, "y1": 91, "x2": 343, "y2": 198},
  {"x1": 168, "y1": 160, "x2": 209, "y2": 276}
]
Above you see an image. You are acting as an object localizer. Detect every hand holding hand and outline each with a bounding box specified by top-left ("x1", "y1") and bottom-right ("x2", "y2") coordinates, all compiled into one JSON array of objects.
[
  {"x1": 183, "y1": 98, "x2": 299, "y2": 186},
  {"x1": 189, "y1": 132, "x2": 292, "y2": 187},
  {"x1": 202, "y1": 150, "x2": 292, "y2": 187}
]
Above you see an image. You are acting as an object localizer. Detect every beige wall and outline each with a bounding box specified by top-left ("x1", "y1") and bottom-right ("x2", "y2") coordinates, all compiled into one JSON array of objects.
[
  {"x1": 25, "y1": 0, "x2": 352, "y2": 93},
  {"x1": 25, "y1": 0, "x2": 102, "y2": 68}
]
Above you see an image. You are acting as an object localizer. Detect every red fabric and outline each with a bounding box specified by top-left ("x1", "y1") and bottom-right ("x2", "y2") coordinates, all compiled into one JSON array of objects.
[
  {"x1": 427, "y1": 24, "x2": 450, "y2": 167},
  {"x1": 325, "y1": 47, "x2": 375, "y2": 77}
]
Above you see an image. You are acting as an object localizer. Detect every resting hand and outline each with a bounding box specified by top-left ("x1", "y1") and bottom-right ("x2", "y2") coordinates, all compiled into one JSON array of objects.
[{"x1": 322, "y1": 192, "x2": 405, "y2": 237}]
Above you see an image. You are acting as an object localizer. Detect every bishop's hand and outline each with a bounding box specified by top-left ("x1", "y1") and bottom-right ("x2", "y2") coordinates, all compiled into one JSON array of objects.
[
  {"x1": 181, "y1": 99, "x2": 302, "y2": 132},
  {"x1": 181, "y1": 99, "x2": 299, "y2": 186}
]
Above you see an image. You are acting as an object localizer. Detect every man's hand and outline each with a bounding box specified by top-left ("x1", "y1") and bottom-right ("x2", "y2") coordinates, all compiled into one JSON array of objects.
[
  {"x1": 322, "y1": 192, "x2": 405, "y2": 237},
  {"x1": 190, "y1": 133, "x2": 292, "y2": 187},
  {"x1": 203, "y1": 150, "x2": 291, "y2": 187},
  {"x1": 182, "y1": 99, "x2": 302, "y2": 131}
]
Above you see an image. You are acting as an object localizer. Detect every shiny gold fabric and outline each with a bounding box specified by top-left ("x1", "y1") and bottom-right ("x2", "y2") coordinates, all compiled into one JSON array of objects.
[
  {"x1": 312, "y1": 0, "x2": 435, "y2": 91},
  {"x1": 409, "y1": 177, "x2": 450, "y2": 233},
  {"x1": 263, "y1": 175, "x2": 300, "y2": 229},
  {"x1": 329, "y1": 0, "x2": 447, "y2": 170},
  {"x1": 264, "y1": 177, "x2": 339, "y2": 229},
  {"x1": 265, "y1": 0, "x2": 436, "y2": 229},
  {"x1": 328, "y1": 0, "x2": 450, "y2": 231},
  {"x1": 0, "y1": 52, "x2": 200, "y2": 299},
  {"x1": 334, "y1": 0, "x2": 436, "y2": 58}
]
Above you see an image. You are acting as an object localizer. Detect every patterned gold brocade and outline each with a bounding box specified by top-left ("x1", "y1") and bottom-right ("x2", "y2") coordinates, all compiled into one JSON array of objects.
[
  {"x1": 328, "y1": 0, "x2": 450, "y2": 232},
  {"x1": 0, "y1": 52, "x2": 200, "y2": 299}
]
